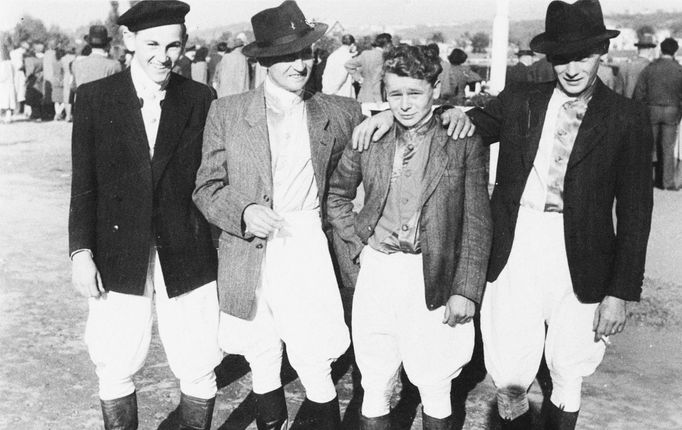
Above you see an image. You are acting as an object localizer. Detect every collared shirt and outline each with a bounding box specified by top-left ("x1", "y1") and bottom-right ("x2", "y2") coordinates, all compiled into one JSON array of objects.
[
  {"x1": 264, "y1": 75, "x2": 319, "y2": 214},
  {"x1": 520, "y1": 85, "x2": 593, "y2": 211},
  {"x1": 131, "y1": 59, "x2": 167, "y2": 158},
  {"x1": 369, "y1": 114, "x2": 436, "y2": 254}
]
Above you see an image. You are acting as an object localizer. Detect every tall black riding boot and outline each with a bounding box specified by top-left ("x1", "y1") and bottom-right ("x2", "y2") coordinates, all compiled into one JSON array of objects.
[
  {"x1": 422, "y1": 411, "x2": 453, "y2": 430},
  {"x1": 359, "y1": 413, "x2": 391, "y2": 430},
  {"x1": 101, "y1": 391, "x2": 138, "y2": 430},
  {"x1": 291, "y1": 396, "x2": 341, "y2": 430},
  {"x1": 500, "y1": 411, "x2": 532, "y2": 430},
  {"x1": 178, "y1": 393, "x2": 215, "y2": 430},
  {"x1": 255, "y1": 387, "x2": 288, "y2": 430},
  {"x1": 545, "y1": 402, "x2": 578, "y2": 430}
]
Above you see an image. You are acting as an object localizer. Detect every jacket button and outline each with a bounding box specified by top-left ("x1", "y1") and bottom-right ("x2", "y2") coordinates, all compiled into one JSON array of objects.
[
  {"x1": 366, "y1": 226, "x2": 372, "y2": 231},
  {"x1": 263, "y1": 195, "x2": 270, "y2": 202},
  {"x1": 401, "y1": 224, "x2": 409, "y2": 231},
  {"x1": 256, "y1": 244, "x2": 263, "y2": 249},
  {"x1": 112, "y1": 225, "x2": 119, "y2": 232}
]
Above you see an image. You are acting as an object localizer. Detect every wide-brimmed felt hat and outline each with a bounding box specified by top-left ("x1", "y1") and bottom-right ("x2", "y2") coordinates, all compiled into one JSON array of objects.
[
  {"x1": 84, "y1": 25, "x2": 112, "y2": 46},
  {"x1": 242, "y1": 0, "x2": 328, "y2": 58},
  {"x1": 635, "y1": 34, "x2": 657, "y2": 48},
  {"x1": 530, "y1": 0, "x2": 620, "y2": 57}
]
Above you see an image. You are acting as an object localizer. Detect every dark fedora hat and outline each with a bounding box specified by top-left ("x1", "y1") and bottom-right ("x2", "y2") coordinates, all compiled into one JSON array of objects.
[
  {"x1": 84, "y1": 25, "x2": 112, "y2": 46},
  {"x1": 242, "y1": 0, "x2": 328, "y2": 58},
  {"x1": 634, "y1": 33, "x2": 657, "y2": 48},
  {"x1": 530, "y1": 0, "x2": 620, "y2": 57}
]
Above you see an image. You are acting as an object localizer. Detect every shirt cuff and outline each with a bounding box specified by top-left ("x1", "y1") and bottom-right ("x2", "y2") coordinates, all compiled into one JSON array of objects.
[{"x1": 70, "y1": 249, "x2": 93, "y2": 260}]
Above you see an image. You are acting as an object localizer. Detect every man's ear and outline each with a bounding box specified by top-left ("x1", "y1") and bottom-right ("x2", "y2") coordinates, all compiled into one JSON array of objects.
[
  {"x1": 432, "y1": 79, "x2": 441, "y2": 100},
  {"x1": 122, "y1": 26, "x2": 136, "y2": 52}
]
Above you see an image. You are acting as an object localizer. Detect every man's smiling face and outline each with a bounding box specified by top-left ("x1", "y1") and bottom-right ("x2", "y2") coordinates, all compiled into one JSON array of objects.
[
  {"x1": 126, "y1": 24, "x2": 186, "y2": 84},
  {"x1": 262, "y1": 47, "x2": 314, "y2": 93}
]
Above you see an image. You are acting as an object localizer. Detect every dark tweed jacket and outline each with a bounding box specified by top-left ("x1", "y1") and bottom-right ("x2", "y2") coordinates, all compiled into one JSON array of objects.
[{"x1": 326, "y1": 119, "x2": 493, "y2": 308}]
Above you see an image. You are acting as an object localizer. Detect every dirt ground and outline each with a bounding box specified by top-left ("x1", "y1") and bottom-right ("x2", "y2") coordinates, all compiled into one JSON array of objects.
[{"x1": 0, "y1": 120, "x2": 681, "y2": 430}]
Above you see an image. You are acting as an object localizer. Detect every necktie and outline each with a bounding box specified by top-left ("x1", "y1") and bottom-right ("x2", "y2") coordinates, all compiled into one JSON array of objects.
[{"x1": 544, "y1": 98, "x2": 589, "y2": 212}]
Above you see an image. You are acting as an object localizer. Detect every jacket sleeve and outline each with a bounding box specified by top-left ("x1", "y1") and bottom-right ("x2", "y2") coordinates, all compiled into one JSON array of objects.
[
  {"x1": 451, "y1": 135, "x2": 493, "y2": 303},
  {"x1": 465, "y1": 89, "x2": 507, "y2": 145},
  {"x1": 68, "y1": 84, "x2": 97, "y2": 255},
  {"x1": 192, "y1": 100, "x2": 257, "y2": 239},
  {"x1": 344, "y1": 54, "x2": 363, "y2": 82},
  {"x1": 632, "y1": 67, "x2": 648, "y2": 103},
  {"x1": 607, "y1": 103, "x2": 654, "y2": 301}
]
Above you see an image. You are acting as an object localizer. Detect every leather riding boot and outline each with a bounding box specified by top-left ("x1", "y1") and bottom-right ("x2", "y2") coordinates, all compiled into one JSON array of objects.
[
  {"x1": 545, "y1": 403, "x2": 579, "y2": 430},
  {"x1": 178, "y1": 393, "x2": 215, "y2": 430},
  {"x1": 500, "y1": 411, "x2": 532, "y2": 430},
  {"x1": 422, "y1": 411, "x2": 453, "y2": 430},
  {"x1": 255, "y1": 387, "x2": 288, "y2": 430},
  {"x1": 291, "y1": 396, "x2": 341, "y2": 430},
  {"x1": 359, "y1": 413, "x2": 391, "y2": 430},
  {"x1": 100, "y1": 391, "x2": 138, "y2": 430}
]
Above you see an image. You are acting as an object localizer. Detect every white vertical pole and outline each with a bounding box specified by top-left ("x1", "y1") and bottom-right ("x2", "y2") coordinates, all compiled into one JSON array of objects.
[
  {"x1": 488, "y1": 0, "x2": 509, "y2": 95},
  {"x1": 487, "y1": 0, "x2": 508, "y2": 188}
]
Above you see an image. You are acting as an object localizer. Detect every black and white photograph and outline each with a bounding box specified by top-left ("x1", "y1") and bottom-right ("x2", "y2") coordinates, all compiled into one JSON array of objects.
[{"x1": 0, "y1": 0, "x2": 681, "y2": 429}]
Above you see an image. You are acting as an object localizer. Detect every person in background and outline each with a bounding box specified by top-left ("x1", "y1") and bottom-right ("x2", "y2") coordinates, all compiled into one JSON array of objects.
[
  {"x1": 345, "y1": 33, "x2": 392, "y2": 103},
  {"x1": 305, "y1": 47, "x2": 329, "y2": 94},
  {"x1": 440, "y1": 48, "x2": 482, "y2": 106},
  {"x1": 529, "y1": 53, "x2": 555, "y2": 83},
  {"x1": 425, "y1": 43, "x2": 452, "y2": 102},
  {"x1": 60, "y1": 46, "x2": 76, "y2": 122},
  {"x1": 9, "y1": 40, "x2": 28, "y2": 118},
  {"x1": 597, "y1": 54, "x2": 623, "y2": 94},
  {"x1": 192, "y1": 46, "x2": 209, "y2": 85},
  {"x1": 327, "y1": 44, "x2": 491, "y2": 430},
  {"x1": 69, "y1": 1, "x2": 221, "y2": 428},
  {"x1": 207, "y1": 41, "x2": 227, "y2": 88},
  {"x1": 71, "y1": 25, "x2": 121, "y2": 89},
  {"x1": 50, "y1": 47, "x2": 66, "y2": 120},
  {"x1": 619, "y1": 33, "x2": 657, "y2": 98},
  {"x1": 213, "y1": 35, "x2": 250, "y2": 97},
  {"x1": 506, "y1": 49, "x2": 534, "y2": 85},
  {"x1": 634, "y1": 37, "x2": 682, "y2": 190},
  {"x1": 322, "y1": 34, "x2": 357, "y2": 98},
  {"x1": 24, "y1": 42, "x2": 44, "y2": 121},
  {"x1": 173, "y1": 44, "x2": 194, "y2": 79},
  {"x1": 0, "y1": 44, "x2": 17, "y2": 123}
]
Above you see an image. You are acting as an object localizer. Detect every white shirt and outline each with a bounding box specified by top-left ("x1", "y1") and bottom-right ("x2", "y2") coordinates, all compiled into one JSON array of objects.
[
  {"x1": 131, "y1": 59, "x2": 167, "y2": 158},
  {"x1": 520, "y1": 88, "x2": 577, "y2": 211},
  {"x1": 264, "y1": 76, "x2": 319, "y2": 213},
  {"x1": 322, "y1": 45, "x2": 355, "y2": 98}
]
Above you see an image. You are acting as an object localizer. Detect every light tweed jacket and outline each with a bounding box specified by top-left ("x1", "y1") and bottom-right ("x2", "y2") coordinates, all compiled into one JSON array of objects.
[{"x1": 193, "y1": 86, "x2": 363, "y2": 319}]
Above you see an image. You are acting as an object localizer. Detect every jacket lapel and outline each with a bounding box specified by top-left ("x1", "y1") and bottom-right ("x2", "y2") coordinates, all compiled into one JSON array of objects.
[
  {"x1": 152, "y1": 74, "x2": 191, "y2": 189},
  {"x1": 113, "y1": 69, "x2": 150, "y2": 165},
  {"x1": 522, "y1": 84, "x2": 554, "y2": 171},
  {"x1": 419, "y1": 126, "x2": 449, "y2": 207},
  {"x1": 243, "y1": 86, "x2": 273, "y2": 190},
  {"x1": 568, "y1": 80, "x2": 609, "y2": 169},
  {"x1": 305, "y1": 94, "x2": 333, "y2": 195},
  {"x1": 372, "y1": 128, "x2": 398, "y2": 205}
]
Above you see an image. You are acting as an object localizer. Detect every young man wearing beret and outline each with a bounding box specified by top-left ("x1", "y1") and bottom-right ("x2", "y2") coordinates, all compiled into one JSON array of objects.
[
  {"x1": 326, "y1": 44, "x2": 492, "y2": 430},
  {"x1": 355, "y1": 1, "x2": 653, "y2": 429},
  {"x1": 193, "y1": 1, "x2": 363, "y2": 429},
  {"x1": 69, "y1": 1, "x2": 221, "y2": 429}
]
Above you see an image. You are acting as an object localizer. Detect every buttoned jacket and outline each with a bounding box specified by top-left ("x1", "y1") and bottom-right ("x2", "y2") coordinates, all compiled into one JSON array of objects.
[
  {"x1": 193, "y1": 87, "x2": 363, "y2": 318},
  {"x1": 468, "y1": 80, "x2": 653, "y2": 303},
  {"x1": 69, "y1": 69, "x2": 218, "y2": 298},
  {"x1": 326, "y1": 121, "x2": 492, "y2": 308}
]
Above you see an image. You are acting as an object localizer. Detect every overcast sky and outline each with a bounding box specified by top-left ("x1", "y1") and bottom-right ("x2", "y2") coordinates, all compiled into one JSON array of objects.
[{"x1": 2, "y1": 0, "x2": 681, "y2": 32}]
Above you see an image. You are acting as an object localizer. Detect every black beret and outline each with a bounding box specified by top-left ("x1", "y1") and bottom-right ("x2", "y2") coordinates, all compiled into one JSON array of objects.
[{"x1": 117, "y1": 0, "x2": 190, "y2": 32}]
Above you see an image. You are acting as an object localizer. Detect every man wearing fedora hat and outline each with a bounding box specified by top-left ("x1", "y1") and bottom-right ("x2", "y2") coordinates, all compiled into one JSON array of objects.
[
  {"x1": 468, "y1": 1, "x2": 653, "y2": 428},
  {"x1": 70, "y1": 1, "x2": 222, "y2": 429},
  {"x1": 193, "y1": 1, "x2": 360, "y2": 428},
  {"x1": 352, "y1": 1, "x2": 653, "y2": 428},
  {"x1": 506, "y1": 49, "x2": 535, "y2": 85},
  {"x1": 619, "y1": 34, "x2": 657, "y2": 99},
  {"x1": 71, "y1": 25, "x2": 121, "y2": 89}
]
